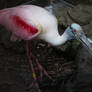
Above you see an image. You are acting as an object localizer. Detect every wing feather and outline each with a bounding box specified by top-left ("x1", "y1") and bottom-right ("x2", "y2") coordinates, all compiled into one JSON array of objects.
[{"x1": 12, "y1": 15, "x2": 39, "y2": 35}]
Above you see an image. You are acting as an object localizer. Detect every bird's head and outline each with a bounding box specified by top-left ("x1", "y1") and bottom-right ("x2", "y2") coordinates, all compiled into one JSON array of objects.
[
  {"x1": 65, "y1": 23, "x2": 92, "y2": 54},
  {"x1": 65, "y1": 23, "x2": 83, "y2": 40},
  {"x1": 70, "y1": 23, "x2": 83, "y2": 39}
]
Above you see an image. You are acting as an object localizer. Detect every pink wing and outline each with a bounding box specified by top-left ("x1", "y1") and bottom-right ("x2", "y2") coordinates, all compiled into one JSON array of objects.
[
  {"x1": 0, "y1": 7, "x2": 40, "y2": 41},
  {"x1": 11, "y1": 15, "x2": 39, "y2": 40},
  {"x1": 12, "y1": 15, "x2": 38, "y2": 35}
]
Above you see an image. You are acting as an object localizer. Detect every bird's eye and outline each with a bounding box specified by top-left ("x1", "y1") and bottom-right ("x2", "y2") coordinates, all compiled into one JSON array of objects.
[{"x1": 73, "y1": 30, "x2": 77, "y2": 33}]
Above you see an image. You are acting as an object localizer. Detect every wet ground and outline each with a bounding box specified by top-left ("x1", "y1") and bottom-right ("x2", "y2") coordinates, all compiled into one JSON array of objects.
[
  {"x1": 0, "y1": 28, "x2": 77, "y2": 92},
  {"x1": 0, "y1": 0, "x2": 92, "y2": 92}
]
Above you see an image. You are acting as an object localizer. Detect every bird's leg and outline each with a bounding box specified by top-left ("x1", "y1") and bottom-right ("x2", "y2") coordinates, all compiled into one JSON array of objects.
[
  {"x1": 26, "y1": 40, "x2": 41, "y2": 92},
  {"x1": 27, "y1": 47, "x2": 53, "y2": 81},
  {"x1": 26, "y1": 41, "x2": 53, "y2": 81}
]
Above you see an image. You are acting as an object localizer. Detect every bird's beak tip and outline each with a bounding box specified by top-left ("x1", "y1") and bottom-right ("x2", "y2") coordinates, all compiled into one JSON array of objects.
[{"x1": 78, "y1": 35, "x2": 92, "y2": 55}]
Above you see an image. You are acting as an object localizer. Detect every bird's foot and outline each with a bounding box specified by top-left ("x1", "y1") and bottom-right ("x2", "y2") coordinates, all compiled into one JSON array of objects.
[
  {"x1": 27, "y1": 80, "x2": 41, "y2": 92},
  {"x1": 26, "y1": 41, "x2": 42, "y2": 92},
  {"x1": 32, "y1": 81, "x2": 41, "y2": 92},
  {"x1": 27, "y1": 58, "x2": 42, "y2": 92}
]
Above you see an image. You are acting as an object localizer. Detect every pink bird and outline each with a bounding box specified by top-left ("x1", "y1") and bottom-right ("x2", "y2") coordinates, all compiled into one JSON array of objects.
[
  {"x1": 0, "y1": 4, "x2": 92, "y2": 92},
  {"x1": 0, "y1": 5, "x2": 58, "y2": 92}
]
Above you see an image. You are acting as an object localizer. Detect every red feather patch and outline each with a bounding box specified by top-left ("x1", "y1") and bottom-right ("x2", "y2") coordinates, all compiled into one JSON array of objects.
[{"x1": 12, "y1": 16, "x2": 38, "y2": 35}]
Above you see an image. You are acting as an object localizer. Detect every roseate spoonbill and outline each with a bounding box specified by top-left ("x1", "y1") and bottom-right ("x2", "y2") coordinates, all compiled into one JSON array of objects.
[{"x1": 0, "y1": 5, "x2": 92, "y2": 92}]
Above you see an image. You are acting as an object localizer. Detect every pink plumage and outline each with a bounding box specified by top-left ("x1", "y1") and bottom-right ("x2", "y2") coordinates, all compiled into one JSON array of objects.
[
  {"x1": 12, "y1": 15, "x2": 38, "y2": 35},
  {"x1": 0, "y1": 5, "x2": 54, "y2": 92},
  {"x1": 0, "y1": 5, "x2": 42, "y2": 41}
]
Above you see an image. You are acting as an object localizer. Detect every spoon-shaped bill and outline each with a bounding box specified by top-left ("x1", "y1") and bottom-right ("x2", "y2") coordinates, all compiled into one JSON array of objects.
[{"x1": 78, "y1": 34, "x2": 92, "y2": 55}]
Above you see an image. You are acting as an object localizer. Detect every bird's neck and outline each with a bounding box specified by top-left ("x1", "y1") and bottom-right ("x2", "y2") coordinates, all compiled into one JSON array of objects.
[
  {"x1": 45, "y1": 32, "x2": 69, "y2": 46},
  {"x1": 49, "y1": 26, "x2": 75, "y2": 46}
]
